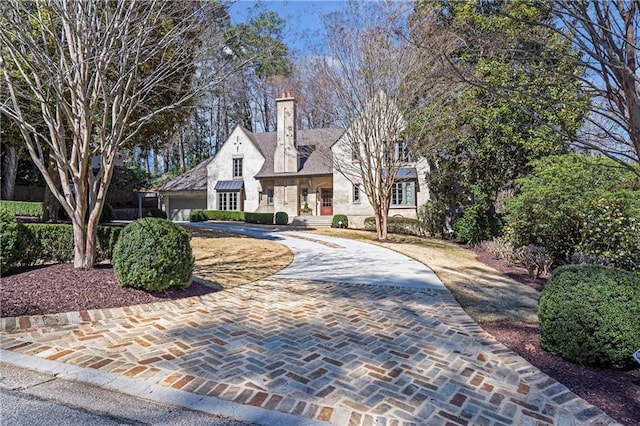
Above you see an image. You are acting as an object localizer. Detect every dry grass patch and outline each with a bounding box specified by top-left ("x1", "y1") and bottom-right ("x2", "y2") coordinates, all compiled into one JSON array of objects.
[
  {"x1": 312, "y1": 228, "x2": 539, "y2": 323},
  {"x1": 187, "y1": 227, "x2": 293, "y2": 289}
]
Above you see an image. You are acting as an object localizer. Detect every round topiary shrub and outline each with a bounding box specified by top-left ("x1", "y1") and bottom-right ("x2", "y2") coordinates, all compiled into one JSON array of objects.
[
  {"x1": 0, "y1": 209, "x2": 19, "y2": 275},
  {"x1": 331, "y1": 214, "x2": 348, "y2": 228},
  {"x1": 113, "y1": 218, "x2": 194, "y2": 292},
  {"x1": 275, "y1": 211, "x2": 288, "y2": 225},
  {"x1": 538, "y1": 264, "x2": 640, "y2": 368},
  {"x1": 189, "y1": 209, "x2": 207, "y2": 222},
  {"x1": 146, "y1": 208, "x2": 167, "y2": 219}
]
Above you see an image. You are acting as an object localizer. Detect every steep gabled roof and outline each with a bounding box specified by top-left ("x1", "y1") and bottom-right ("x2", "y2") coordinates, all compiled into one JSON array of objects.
[
  {"x1": 254, "y1": 128, "x2": 344, "y2": 178},
  {"x1": 158, "y1": 157, "x2": 213, "y2": 192}
]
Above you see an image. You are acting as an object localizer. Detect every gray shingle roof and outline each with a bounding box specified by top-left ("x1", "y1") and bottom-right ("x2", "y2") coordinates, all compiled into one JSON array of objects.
[
  {"x1": 254, "y1": 128, "x2": 344, "y2": 178},
  {"x1": 158, "y1": 157, "x2": 212, "y2": 192}
]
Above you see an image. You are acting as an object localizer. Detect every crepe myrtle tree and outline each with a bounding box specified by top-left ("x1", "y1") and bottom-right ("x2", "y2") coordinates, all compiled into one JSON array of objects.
[
  {"x1": 550, "y1": 0, "x2": 640, "y2": 173},
  {"x1": 0, "y1": 0, "x2": 241, "y2": 268},
  {"x1": 312, "y1": 2, "x2": 437, "y2": 240}
]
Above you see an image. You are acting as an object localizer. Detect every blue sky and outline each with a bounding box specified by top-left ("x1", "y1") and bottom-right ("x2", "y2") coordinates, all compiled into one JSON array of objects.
[{"x1": 229, "y1": 0, "x2": 346, "y2": 56}]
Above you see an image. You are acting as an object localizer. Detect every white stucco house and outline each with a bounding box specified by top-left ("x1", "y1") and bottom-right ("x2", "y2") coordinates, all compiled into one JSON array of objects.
[{"x1": 159, "y1": 92, "x2": 430, "y2": 226}]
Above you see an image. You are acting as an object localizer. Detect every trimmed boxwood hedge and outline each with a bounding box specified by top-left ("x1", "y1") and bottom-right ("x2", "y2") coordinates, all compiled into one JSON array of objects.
[
  {"x1": 538, "y1": 264, "x2": 640, "y2": 368},
  {"x1": 204, "y1": 210, "x2": 245, "y2": 221},
  {"x1": 364, "y1": 216, "x2": 423, "y2": 236},
  {"x1": 113, "y1": 218, "x2": 193, "y2": 291},
  {"x1": 331, "y1": 214, "x2": 348, "y2": 228},
  {"x1": 244, "y1": 212, "x2": 274, "y2": 224},
  {"x1": 275, "y1": 211, "x2": 288, "y2": 225},
  {"x1": 189, "y1": 209, "x2": 208, "y2": 222},
  {"x1": 0, "y1": 209, "x2": 21, "y2": 275}
]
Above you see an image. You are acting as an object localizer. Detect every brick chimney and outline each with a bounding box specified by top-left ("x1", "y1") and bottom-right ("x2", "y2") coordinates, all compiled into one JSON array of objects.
[{"x1": 274, "y1": 91, "x2": 297, "y2": 173}]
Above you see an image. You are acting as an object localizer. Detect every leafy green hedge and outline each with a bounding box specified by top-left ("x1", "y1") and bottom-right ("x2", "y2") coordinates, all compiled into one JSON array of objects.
[
  {"x1": 204, "y1": 210, "x2": 245, "y2": 221},
  {"x1": 364, "y1": 216, "x2": 424, "y2": 236},
  {"x1": 113, "y1": 218, "x2": 193, "y2": 292},
  {"x1": 0, "y1": 209, "x2": 21, "y2": 275},
  {"x1": 146, "y1": 208, "x2": 167, "y2": 219},
  {"x1": 244, "y1": 212, "x2": 274, "y2": 224},
  {"x1": 331, "y1": 214, "x2": 348, "y2": 228},
  {"x1": 2, "y1": 223, "x2": 122, "y2": 272},
  {"x1": 189, "y1": 209, "x2": 208, "y2": 222},
  {"x1": 538, "y1": 264, "x2": 640, "y2": 368},
  {"x1": 275, "y1": 211, "x2": 288, "y2": 225},
  {"x1": 0, "y1": 201, "x2": 43, "y2": 217}
]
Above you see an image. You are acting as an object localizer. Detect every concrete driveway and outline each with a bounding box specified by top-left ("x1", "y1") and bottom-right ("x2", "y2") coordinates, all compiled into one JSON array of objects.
[{"x1": 0, "y1": 223, "x2": 616, "y2": 425}]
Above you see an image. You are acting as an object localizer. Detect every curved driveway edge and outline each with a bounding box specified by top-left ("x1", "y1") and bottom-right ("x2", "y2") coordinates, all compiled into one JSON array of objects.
[{"x1": 1, "y1": 223, "x2": 620, "y2": 425}]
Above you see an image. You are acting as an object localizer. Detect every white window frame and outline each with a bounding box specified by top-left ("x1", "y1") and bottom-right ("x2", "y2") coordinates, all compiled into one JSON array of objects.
[
  {"x1": 391, "y1": 181, "x2": 415, "y2": 207},
  {"x1": 352, "y1": 184, "x2": 360, "y2": 203},
  {"x1": 218, "y1": 192, "x2": 239, "y2": 211},
  {"x1": 233, "y1": 158, "x2": 243, "y2": 178}
]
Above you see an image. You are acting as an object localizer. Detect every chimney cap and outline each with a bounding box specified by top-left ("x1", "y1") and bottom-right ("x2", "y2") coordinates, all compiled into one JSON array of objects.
[{"x1": 278, "y1": 91, "x2": 294, "y2": 100}]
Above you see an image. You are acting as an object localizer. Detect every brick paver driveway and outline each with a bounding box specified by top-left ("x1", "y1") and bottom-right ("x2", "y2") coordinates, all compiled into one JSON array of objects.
[{"x1": 0, "y1": 224, "x2": 617, "y2": 425}]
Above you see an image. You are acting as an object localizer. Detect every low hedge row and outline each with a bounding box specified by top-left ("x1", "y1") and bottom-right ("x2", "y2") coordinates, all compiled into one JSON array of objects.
[
  {"x1": 189, "y1": 210, "x2": 246, "y2": 222},
  {"x1": 0, "y1": 200, "x2": 43, "y2": 217},
  {"x1": 3, "y1": 223, "x2": 121, "y2": 273},
  {"x1": 245, "y1": 212, "x2": 274, "y2": 224},
  {"x1": 364, "y1": 216, "x2": 424, "y2": 236}
]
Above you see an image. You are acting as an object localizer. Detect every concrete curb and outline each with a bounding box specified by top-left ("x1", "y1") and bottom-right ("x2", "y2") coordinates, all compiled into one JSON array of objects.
[{"x1": 0, "y1": 349, "x2": 329, "y2": 426}]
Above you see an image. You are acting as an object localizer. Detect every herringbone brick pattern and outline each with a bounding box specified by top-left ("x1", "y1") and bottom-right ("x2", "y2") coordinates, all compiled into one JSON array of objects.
[{"x1": 1, "y1": 279, "x2": 615, "y2": 425}]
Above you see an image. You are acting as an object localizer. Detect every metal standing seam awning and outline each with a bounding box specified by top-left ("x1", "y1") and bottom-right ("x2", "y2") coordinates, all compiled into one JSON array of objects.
[{"x1": 214, "y1": 180, "x2": 244, "y2": 192}]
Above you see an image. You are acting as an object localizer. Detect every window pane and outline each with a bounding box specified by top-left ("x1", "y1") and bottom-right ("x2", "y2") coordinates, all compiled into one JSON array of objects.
[{"x1": 405, "y1": 182, "x2": 413, "y2": 206}]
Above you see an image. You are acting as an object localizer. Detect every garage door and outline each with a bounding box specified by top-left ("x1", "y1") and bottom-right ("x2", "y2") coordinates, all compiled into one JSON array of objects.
[{"x1": 168, "y1": 197, "x2": 207, "y2": 221}]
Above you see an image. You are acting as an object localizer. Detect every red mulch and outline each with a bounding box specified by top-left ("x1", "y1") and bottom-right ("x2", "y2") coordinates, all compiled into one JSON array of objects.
[
  {"x1": 1, "y1": 256, "x2": 638, "y2": 425},
  {"x1": 472, "y1": 245, "x2": 640, "y2": 426}
]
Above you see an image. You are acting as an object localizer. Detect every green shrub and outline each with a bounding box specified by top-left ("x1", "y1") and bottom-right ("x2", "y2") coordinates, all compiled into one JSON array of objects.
[
  {"x1": 578, "y1": 191, "x2": 640, "y2": 272},
  {"x1": 364, "y1": 216, "x2": 424, "y2": 236},
  {"x1": 331, "y1": 214, "x2": 348, "y2": 228},
  {"x1": 113, "y1": 218, "x2": 193, "y2": 292},
  {"x1": 388, "y1": 217, "x2": 423, "y2": 236},
  {"x1": 453, "y1": 204, "x2": 502, "y2": 245},
  {"x1": 0, "y1": 209, "x2": 20, "y2": 274},
  {"x1": 538, "y1": 264, "x2": 640, "y2": 368},
  {"x1": 146, "y1": 208, "x2": 167, "y2": 219},
  {"x1": 16, "y1": 224, "x2": 121, "y2": 267},
  {"x1": 506, "y1": 154, "x2": 640, "y2": 262},
  {"x1": 417, "y1": 201, "x2": 450, "y2": 238},
  {"x1": 0, "y1": 200, "x2": 43, "y2": 218},
  {"x1": 202, "y1": 210, "x2": 245, "y2": 221},
  {"x1": 275, "y1": 211, "x2": 288, "y2": 225},
  {"x1": 244, "y1": 212, "x2": 274, "y2": 224},
  {"x1": 189, "y1": 209, "x2": 207, "y2": 222}
]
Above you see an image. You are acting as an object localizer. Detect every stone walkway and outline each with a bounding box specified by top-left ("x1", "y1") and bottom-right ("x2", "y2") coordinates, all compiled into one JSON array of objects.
[{"x1": 0, "y1": 225, "x2": 618, "y2": 425}]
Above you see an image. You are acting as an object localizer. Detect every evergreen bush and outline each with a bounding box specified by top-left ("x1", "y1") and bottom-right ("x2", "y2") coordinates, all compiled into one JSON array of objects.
[
  {"x1": 538, "y1": 264, "x2": 640, "y2": 368},
  {"x1": 244, "y1": 212, "x2": 274, "y2": 224},
  {"x1": 0, "y1": 209, "x2": 20, "y2": 274},
  {"x1": 113, "y1": 218, "x2": 193, "y2": 292},
  {"x1": 189, "y1": 209, "x2": 207, "y2": 222},
  {"x1": 275, "y1": 211, "x2": 288, "y2": 225},
  {"x1": 202, "y1": 210, "x2": 245, "y2": 221},
  {"x1": 365, "y1": 216, "x2": 424, "y2": 236},
  {"x1": 331, "y1": 214, "x2": 348, "y2": 228}
]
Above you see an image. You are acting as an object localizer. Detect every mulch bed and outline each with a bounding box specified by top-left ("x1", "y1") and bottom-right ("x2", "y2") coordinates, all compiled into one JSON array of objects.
[
  {"x1": 0, "y1": 254, "x2": 638, "y2": 425},
  {"x1": 472, "y1": 245, "x2": 640, "y2": 426},
  {"x1": 0, "y1": 263, "x2": 217, "y2": 318}
]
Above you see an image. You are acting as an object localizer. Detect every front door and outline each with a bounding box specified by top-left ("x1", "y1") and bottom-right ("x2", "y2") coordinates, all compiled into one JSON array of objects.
[{"x1": 320, "y1": 188, "x2": 333, "y2": 215}]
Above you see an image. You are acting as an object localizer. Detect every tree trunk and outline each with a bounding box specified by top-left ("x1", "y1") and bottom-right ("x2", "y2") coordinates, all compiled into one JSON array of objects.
[
  {"x1": 42, "y1": 155, "x2": 60, "y2": 222},
  {"x1": 1, "y1": 145, "x2": 19, "y2": 200}
]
